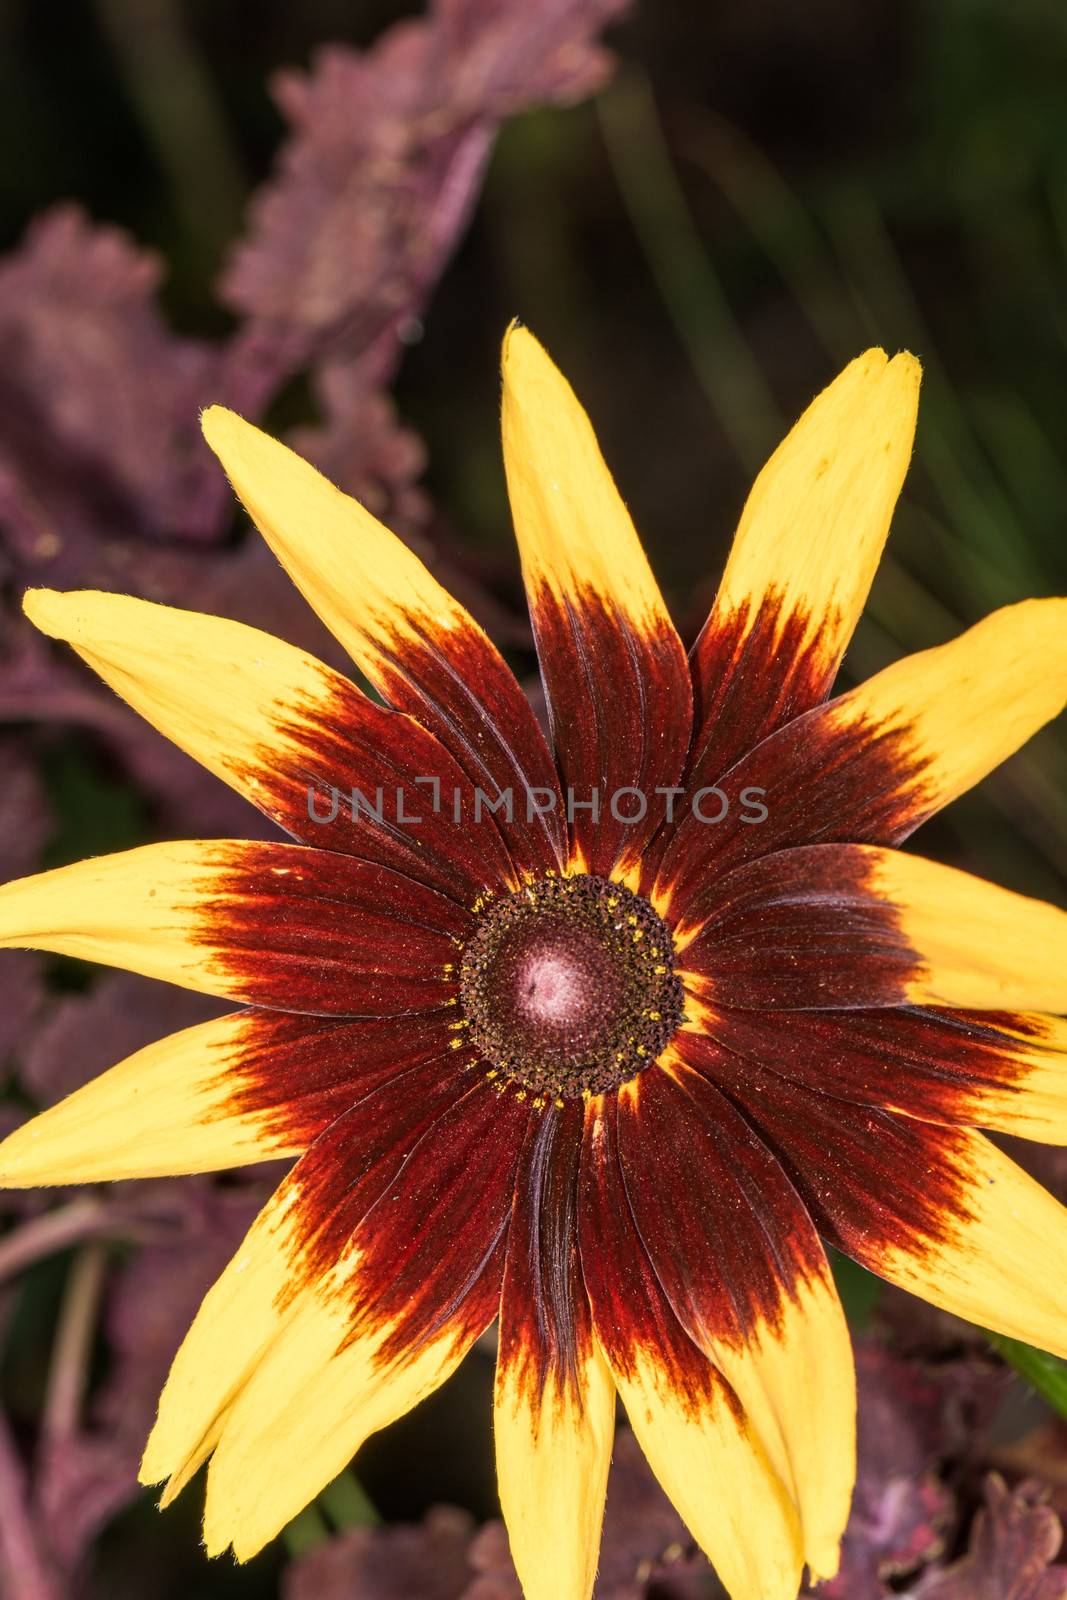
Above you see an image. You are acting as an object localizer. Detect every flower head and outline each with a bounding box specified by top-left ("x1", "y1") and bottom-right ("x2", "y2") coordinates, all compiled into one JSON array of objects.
[{"x1": 1, "y1": 326, "x2": 1066, "y2": 1600}]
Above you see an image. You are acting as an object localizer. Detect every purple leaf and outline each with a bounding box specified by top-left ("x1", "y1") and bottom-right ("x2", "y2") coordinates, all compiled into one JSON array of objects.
[
  {"x1": 34, "y1": 1178, "x2": 265, "y2": 1571},
  {"x1": 0, "y1": 205, "x2": 231, "y2": 580},
  {"x1": 284, "y1": 1505, "x2": 476, "y2": 1600},
  {"x1": 0, "y1": 745, "x2": 50, "y2": 1071},
  {"x1": 802, "y1": 1341, "x2": 1008, "y2": 1598},
  {"x1": 911, "y1": 1476, "x2": 1067, "y2": 1600},
  {"x1": 20, "y1": 971, "x2": 226, "y2": 1108},
  {"x1": 221, "y1": 0, "x2": 628, "y2": 383},
  {"x1": 290, "y1": 365, "x2": 432, "y2": 537}
]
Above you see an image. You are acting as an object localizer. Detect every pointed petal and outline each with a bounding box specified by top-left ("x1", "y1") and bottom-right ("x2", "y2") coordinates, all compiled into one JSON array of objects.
[
  {"x1": 0, "y1": 840, "x2": 468, "y2": 1014},
  {"x1": 0, "y1": 1009, "x2": 461, "y2": 1185},
  {"x1": 23, "y1": 587, "x2": 519, "y2": 900},
  {"x1": 655, "y1": 597, "x2": 1067, "y2": 916},
  {"x1": 682, "y1": 843, "x2": 1067, "y2": 1012},
  {"x1": 704, "y1": 1003, "x2": 1067, "y2": 1145},
  {"x1": 200, "y1": 1082, "x2": 528, "y2": 1560},
  {"x1": 500, "y1": 325, "x2": 691, "y2": 875},
  {"x1": 578, "y1": 1095, "x2": 803, "y2": 1600},
  {"x1": 819, "y1": 597, "x2": 1067, "y2": 833},
  {"x1": 140, "y1": 1054, "x2": 471, "y2": 1491},
  {"x1": 679, "y1": 350, "x2": 919, "y2": 802},
  {"x1": 495, "y1": 1103, "x2": 614, "y2": 1600},
  {"x1": 617, "y1": 1062, "x2": 853, "y2": 1580},
  {"x1": 142, "y1": 1069, "x2": 525, "y2": 1498},
  {"x1": 201, "y1": 407, "x2": 566, "y2": 873},
  {"x1": 692, "y1": 1040, "x2": 1067, "y2": 1357}
]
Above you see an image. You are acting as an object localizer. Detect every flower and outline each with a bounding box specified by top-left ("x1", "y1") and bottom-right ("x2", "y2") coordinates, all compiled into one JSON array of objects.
[{"x1": 0, "y1": 325, "x2": 1066, "y2": 1600}]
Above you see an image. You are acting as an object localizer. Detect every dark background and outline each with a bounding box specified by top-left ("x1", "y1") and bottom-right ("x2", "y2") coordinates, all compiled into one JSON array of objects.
[
  {"x1": 3, "y1": 0, "x2": 1066, "y2": 894},
  {"x1": 0, "y1": 2, "x2": 1065, "y2": 1596}
]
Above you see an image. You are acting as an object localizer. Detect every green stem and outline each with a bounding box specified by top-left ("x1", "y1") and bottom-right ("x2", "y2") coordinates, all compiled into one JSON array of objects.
[
  {"x1": 320, "y1": 1468, "x2": 381, "y2": 1529},
  {"x1": 597, "y1": 71, "x2": 780, "y2": 473},
  {"x1": 281, "y1": 1503, "x2": 331, "y2": 1559},
  {"x1": 987, "y1": 1331, "x2": 1067, "y2": 1417}
]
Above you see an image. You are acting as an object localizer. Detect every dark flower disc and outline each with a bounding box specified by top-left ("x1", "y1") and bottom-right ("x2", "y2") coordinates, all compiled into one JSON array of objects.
[{"x1": 458, "y1": 873, "x2": 685, "y2": 1100}]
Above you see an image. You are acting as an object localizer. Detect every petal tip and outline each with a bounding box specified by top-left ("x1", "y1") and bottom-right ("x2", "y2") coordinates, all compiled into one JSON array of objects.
[
  {"x1": 807, "y1": 1542, "x2": 843, "y2": 1586},
  {"x1": 850, "y1": 345, "x2": 922, "y2": 394},
  {"x1": 844, "y1": 346, "x2": 921, "y2": 401},
  {"x1": 501, "y1": 319, "x2": 551, "y2": 388},
  {"x1": 22, "y1": 586, "x2": 67, "y2": 638},
  {"x1": 203, "y1": 1526, "x2": 232, "y2": 1560},
  {"x1": 200, "y1": 404, "x2": 250, "y2": 458},
  {"x1": 856, "y1": 345, "x2": 890, "y2": 371},
  {"x1": 887, "y1": 348, "x2": 923, "y2": 396},
  {"x1": 501, "y1": 316, "x2": 529, "y2": 358},
  {"x1": 138, "y1": 1433, "x2": 169, "y2": 1490}
]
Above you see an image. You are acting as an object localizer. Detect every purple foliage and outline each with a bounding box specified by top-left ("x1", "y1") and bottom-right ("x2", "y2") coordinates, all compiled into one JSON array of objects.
[
  {"x1": 34, "y1": 1180, "x2": 264, "y2": 1575},
  {"x1": 0, "y1": 3, "x2": 630, "y2": 1592},
  {"x1": 0, "y1": 205, "x2": 225, "y2": 583},
  {"x1": 912, "y1": 1476, "x2": 1067, "y2": 1600},
  {"x1": 284, "y1": 1505, "x2": 477, "y2": 1600},
  {"x1": 20, "y1": 973, "x2": 225, "y2": 1109},
  {"x1": 2, "y1": 5, "x2": 1061, "y2": 1599},
  {"x1": 802, "y1": 1341, "x2": 1007, "y2": 1599},
  {"x1": 0, "y1": 748, "x2": 50, "y2": 1064},
  {"x1": 0, "y1": 0, "x2": 626, "y2": 862},
  {"x1": 221, "y1": 0, "x2": 626, "y2": 365}
]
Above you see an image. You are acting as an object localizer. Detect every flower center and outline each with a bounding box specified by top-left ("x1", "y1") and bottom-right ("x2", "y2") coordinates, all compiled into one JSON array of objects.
[{"x1": 458, "y1": 874, "x2": 684, "y2": 1100}]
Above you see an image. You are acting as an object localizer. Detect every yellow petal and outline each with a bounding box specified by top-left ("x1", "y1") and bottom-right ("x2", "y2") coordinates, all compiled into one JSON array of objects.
[
  {"x1": 0, "y1": 839, "x2": 463, "y2": 1011},
  {"x1": 0, "y1": 841, "x2": 241, "y2": 989},
  {"x1": 21, "y1": 586, "x2": 520, "y2": 898},
  {"x1": 691, "y1": 1273, "x2": 852, "y2": 1584},
  {"x1": 200, "y1": 406, "x2": 468, "y2": 682},
  {"x1": 140, "y1": 1177, "x2": 299, "y2": 1492},
  {"x1": 501, "y1": 322, "x2": 677, "y2": 639},
  {"x1": 712, "y1": 347, "x2": 920, "y2": 658},
  {"x1": 579, "y1": 1097, "x2": 802, "y2": 1600},
  {"x1": 493, "y1": 1101, "x2": 614, "y2": 1600},
  {"x1": 702, "y1": 1058, "x2": 1067, "y2": 1366},
  {"x1": 0, "y1": 1011, "x2": 305, "y2": 1185},
  {"x1": 499, "y1": 324, "x2": 691, "y2": 876},
  {"x1": 698, "y1": 1002, "x2": 1067, "y2": 1149},
  {"x1": 620, "y1": 1061, "x2": 853, "y2": 1581},
  {"x1": 955, "y1": 1012, "x2": 1067, "y2": 1143},
  {"x1": 612, "y1": 1346, "x2": 802, "y2": 1600},
  {"x1": 675, "y1": 349, "x2": 922, "y2": 808},
  {"x1": 876, "y1": 1128, "x2": 1067, "y2": 1355},
  {"x1": 202, "y1": 1278, "x2": 477, "y2": 1560},
  {"x1": 199, "y1": 406, "x2": 565, "y2": 871},
  {"x1": 201, "y1": 1084, "x2": 523, "y2": 1560},
  {"x1": 0, "y1": 1008, "x2": 428, "y2": 1187},
  {"x1": 148, "y1": 1077, "x2": 526, "y2": 1560},
  {"x1": 494, "y1": 1346, "x2": 615, "y2": 1600},
  {"x1": 827, "y1": 597, "x2": 1067, "y2": 822},
  {"x1": 22, "y1": 587, "x2": 352, "y2": 802},
  {"x1": 867, "y1": 847, "x2": 1067, "y2": 1012}
]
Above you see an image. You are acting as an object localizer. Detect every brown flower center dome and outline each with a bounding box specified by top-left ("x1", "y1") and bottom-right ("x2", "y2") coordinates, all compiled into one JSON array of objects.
[{"x1": 459, "y1": 874, "x2": 684, "y2": 1100}]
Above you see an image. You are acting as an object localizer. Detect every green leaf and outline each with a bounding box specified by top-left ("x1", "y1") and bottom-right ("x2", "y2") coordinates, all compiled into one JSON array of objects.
[
  {"x1": 281, "y1": 1503, "x2": 330, "y2": 1558},
  {"x1": 319, "y1": 1468, "x2": 381, "y2": 1530},
  {"x1": 986, "y1": 1330, "x2": 1067, "y2": 1417},
  {"x1": 829, "y1": 1249, "x2": 882, "y2": 1333},
  {"x1": 41, "y1": 740, "x2": 145, "y2": 870}
]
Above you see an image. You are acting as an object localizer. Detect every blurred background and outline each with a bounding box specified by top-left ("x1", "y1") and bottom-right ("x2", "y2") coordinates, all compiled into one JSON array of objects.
[{"x1": 0, "y1": 1, "x2": 1066, "y2": 1596}]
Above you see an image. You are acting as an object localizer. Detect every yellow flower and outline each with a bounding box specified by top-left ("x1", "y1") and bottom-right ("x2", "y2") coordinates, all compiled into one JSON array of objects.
[{"x1": 0, "y1": 325, "x2": 1066, "y2": 1600}]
